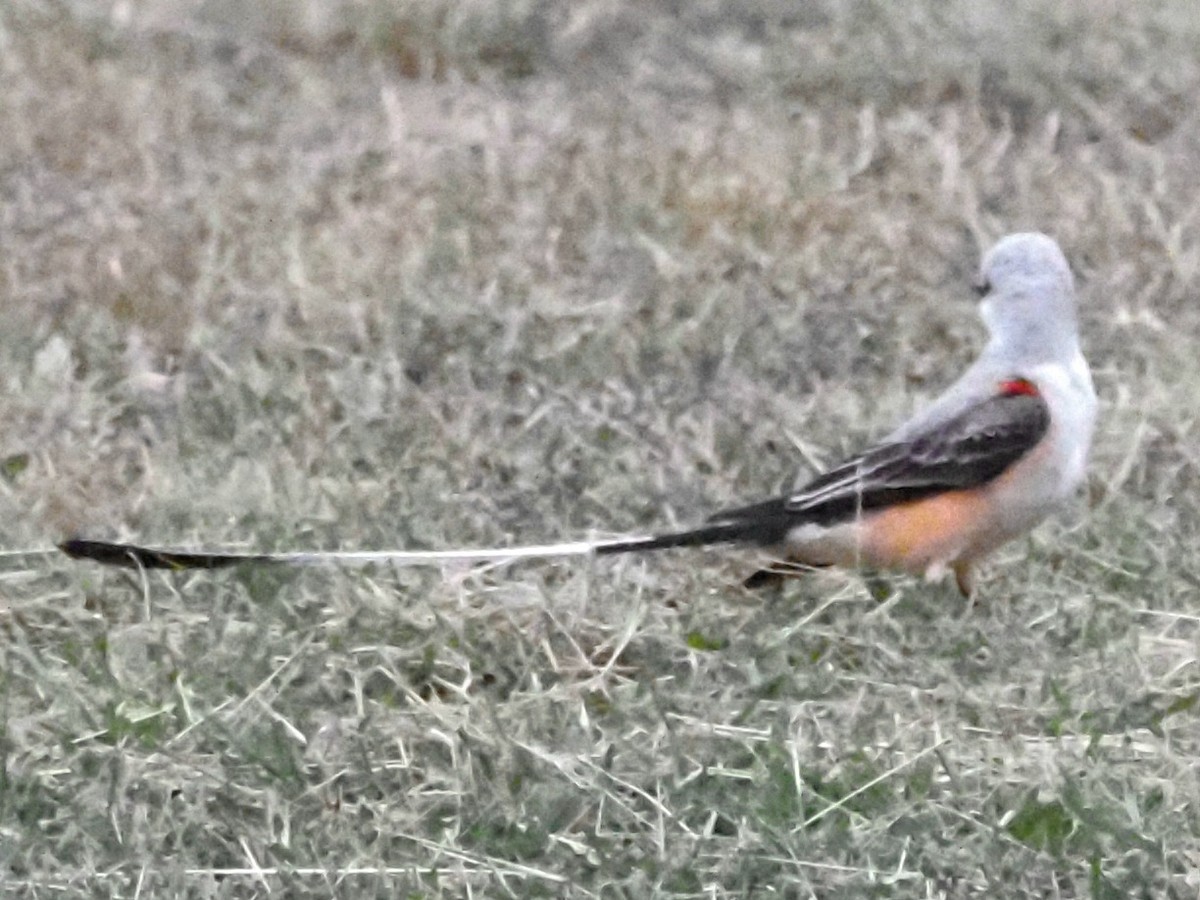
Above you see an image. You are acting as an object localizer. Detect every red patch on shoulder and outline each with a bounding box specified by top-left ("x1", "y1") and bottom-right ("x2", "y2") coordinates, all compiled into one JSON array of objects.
[{"x1": 999, "y1": 377, "x2": 1039, "y2": 397}]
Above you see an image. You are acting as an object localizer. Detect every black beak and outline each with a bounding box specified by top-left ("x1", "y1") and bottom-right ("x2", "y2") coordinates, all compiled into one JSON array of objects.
[{"x1": 972, "y1": 277, "x2": 991, "y2": 299}]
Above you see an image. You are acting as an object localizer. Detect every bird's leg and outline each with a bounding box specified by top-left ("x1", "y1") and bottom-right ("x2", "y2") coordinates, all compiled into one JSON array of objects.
[{"x1": 952, "y1": 561, "x2": 976, "y2": 599}]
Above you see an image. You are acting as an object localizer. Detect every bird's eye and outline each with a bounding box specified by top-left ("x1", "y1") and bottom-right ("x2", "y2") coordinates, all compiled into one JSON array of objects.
[{"x1": 972, "y1": 278, "x2": 992, "y2": 298}]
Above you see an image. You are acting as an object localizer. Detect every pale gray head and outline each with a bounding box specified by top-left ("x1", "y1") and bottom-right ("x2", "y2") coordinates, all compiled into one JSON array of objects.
[{"x1": 975, "y1": 232, "x2": 1079, "y2": 363}]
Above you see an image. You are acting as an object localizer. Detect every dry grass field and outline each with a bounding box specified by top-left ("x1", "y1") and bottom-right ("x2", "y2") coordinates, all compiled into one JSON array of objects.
[{"x1": 3, "y1": 0, "x2": 1200, "y2": 896}]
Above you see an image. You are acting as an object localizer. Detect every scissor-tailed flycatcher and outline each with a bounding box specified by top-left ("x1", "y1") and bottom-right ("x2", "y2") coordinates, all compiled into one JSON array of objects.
[
  {"x1": 60, "y1": 233, "x2": 1096, "y2": 596},
  {"x1": 595, "y1": 232, "x2": 1096, "y2": 594}
]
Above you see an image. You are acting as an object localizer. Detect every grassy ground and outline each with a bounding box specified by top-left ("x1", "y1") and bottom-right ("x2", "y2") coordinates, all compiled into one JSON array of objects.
[{"x1": 3, "y1": 0, "x2": 1200, "y2": 896}]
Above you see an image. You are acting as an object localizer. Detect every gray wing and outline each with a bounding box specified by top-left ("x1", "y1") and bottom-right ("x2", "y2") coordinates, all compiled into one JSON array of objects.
[{"x1": 707, "y1": 390, "x2": 1050, "y2": 539}]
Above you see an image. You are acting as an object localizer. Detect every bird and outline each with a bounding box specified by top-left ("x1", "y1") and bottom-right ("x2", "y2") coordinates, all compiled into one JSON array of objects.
[
  {"x1": 60, "y1": 233, "x2": 1096, "y2": 597},
  {"x1": 594, "y1": 232, "x2": 1097, "y2": 595}
]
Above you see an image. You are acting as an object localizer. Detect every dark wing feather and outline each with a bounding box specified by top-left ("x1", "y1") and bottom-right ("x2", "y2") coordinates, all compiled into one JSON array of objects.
[{"x1": 705, "y1": 391, "x2": 1050, "y2": 540}]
